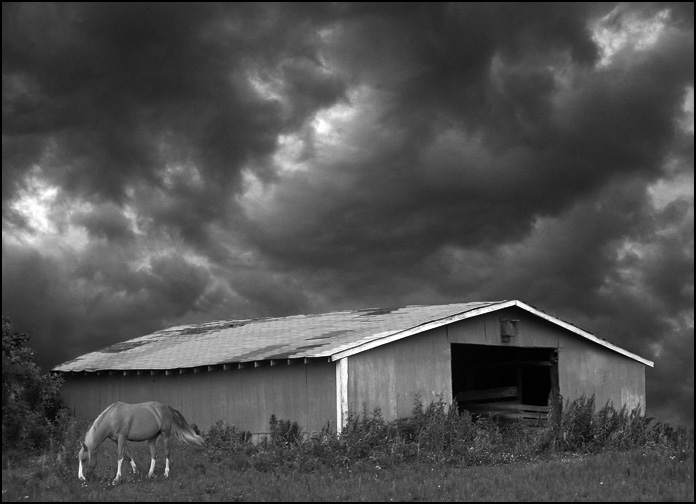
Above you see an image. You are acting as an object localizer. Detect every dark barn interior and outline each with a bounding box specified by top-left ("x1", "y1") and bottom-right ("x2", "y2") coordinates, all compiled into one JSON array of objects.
[{"x1": 451, "y1": 344, "x2": 558, "y2": 424}]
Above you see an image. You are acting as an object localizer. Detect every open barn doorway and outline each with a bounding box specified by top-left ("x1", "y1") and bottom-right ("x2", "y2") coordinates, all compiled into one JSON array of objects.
[{"x1": 451, "y1": 344, "x2": 558, "y2": 424}]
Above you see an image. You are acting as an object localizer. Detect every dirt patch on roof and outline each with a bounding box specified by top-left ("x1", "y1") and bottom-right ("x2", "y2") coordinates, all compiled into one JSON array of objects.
[
  {"x1": 359, "y1": 307, "x2": 398, "y2": 316},
  {"x1": 308, "y1": 330, "x2": 354, "y2": 340},
  {"x1": 99, "y1": 340, "x2": 151, "y2": 353}
]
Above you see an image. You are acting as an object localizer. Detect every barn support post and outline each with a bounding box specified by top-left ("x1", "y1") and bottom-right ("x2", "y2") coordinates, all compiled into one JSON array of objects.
[{"x1": 335, "y1": 357, "x2": 348, "y2": 433}]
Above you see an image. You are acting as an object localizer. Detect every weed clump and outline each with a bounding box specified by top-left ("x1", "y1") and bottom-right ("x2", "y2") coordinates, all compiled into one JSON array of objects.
[
  {"x1": 544, "y1": 393, "x2": 693, "y2": 455},
  {"x1": 205, "y1": 420, "x2": 254, "y2": 465},
  {"x1": 269, "y1": 415, "x2": 303, "y2": 447},
  {"x1": 203, "y1": 393, "x2": 693, "y2": 473}
]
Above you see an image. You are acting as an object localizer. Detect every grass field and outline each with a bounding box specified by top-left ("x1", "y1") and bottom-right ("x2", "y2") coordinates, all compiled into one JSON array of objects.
[
  {"x1": 2, "y1": 441, "x2": 693, "y2": 502},
  {"x1": 3, "y1": 397, "x2": 694, "y2": 502}
]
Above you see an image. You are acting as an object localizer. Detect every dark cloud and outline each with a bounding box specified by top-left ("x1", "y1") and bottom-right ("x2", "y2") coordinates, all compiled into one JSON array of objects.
[
  {"x1": 2, "y1": 238, "x2": 214, "y2": 366},
  {"x1": 2, "y1": 2, "x2": 345, "y2": 212},
  {"x1": 647, "y1": 325, "x2": 694, "y2": 427},
  {"x1": 2, "y1": 3, "x2": 693, "y2": 426},
  {"x1": 73, "y1": 202, "x2": 135, "y2": 243}
]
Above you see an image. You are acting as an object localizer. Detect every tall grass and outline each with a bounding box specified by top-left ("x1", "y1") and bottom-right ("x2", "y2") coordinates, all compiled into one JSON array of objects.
[
  {"x1": 201, "y1": 393, "x2": 693, "y2": 472},
  {"x1": 543, "y1": 393, "x2": 692, "y2": 454}
]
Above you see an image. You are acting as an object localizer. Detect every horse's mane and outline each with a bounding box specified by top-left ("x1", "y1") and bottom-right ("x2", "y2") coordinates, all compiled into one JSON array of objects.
[{"x1": 85, "y1": 403, "x2": 115, "y2": 447}]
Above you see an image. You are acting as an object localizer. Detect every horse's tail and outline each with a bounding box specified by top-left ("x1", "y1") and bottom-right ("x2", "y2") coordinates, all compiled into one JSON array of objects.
[{"x1": 168, "y1": 406, "x2": 206, "y2": 448}]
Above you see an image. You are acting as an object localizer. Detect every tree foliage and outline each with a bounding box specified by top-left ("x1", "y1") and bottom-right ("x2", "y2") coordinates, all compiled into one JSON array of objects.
[{"x1": 2, "y1": 316, "x2": 66, "y2": 451}]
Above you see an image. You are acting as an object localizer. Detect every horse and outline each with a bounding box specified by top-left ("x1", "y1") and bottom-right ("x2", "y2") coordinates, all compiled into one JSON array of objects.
[{"x1": 78, "y1": 401, "x2": 206, "y2": 484}]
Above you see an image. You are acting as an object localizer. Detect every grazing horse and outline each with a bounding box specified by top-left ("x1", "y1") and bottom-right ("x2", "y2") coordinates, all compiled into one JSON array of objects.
[{"x1": 78, "y1": 401, "x2": 205, "y2": 484}]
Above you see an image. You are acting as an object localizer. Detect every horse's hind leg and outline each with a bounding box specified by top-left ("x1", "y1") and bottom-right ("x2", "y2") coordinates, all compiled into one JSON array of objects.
[
  {"x1": 123, "y1": 442, "x2": 138, "y2": 475},
  {"x1": 113, "y1": 436, "x2": 126, "y2": 485},
  {"x1": 146, "y1": 436, "x2": 158, "y2": 478},
  {"x1": 162, "y1": 432, "x2": 171, "y2": 478}
]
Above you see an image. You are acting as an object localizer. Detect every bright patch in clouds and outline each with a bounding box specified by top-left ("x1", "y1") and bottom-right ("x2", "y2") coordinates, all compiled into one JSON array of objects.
[
  {"x1": 10, "y1": 174, "x2": 59, "y2": 235},
  {"x1": 236, "y1": 167, "x2": 267, "y2": 219},
  {"x1": 592, "y1": 6, "x2": 671, "y2": 67},
  {"x1": 273, "y1": 133, "x2": 309, "y2": 173},
  {"x1": 649, "y1": 169, "x2": 694, "y2": 211},
  {"x1": 681, "y1": 86, "x2": 694, "y2": 134},
  {"x1": 246, "y1": 68, "x2": 283, "y2": 102},
  {"x1": 310, "y1": 98, "x2": 356, "y2": 146},
  {"x1": 161, "y1": 163, "x2": 204, "y2": 189},
  {"x1": 7, "y1": 176, "x2": 94, "y2": 253},
  {"x1": 122, "y1": 203, "x2": 145, "y2": 237}
]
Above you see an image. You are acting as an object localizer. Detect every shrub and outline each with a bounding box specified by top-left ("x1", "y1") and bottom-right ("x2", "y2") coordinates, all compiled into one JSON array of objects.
[
  {"x1": 269, "y1": 414, "x2": 303, "y2": 447},
  {"x1": 205, "y1": 420, "x2": 254, "y2": 463},
  {"x1": 557, "y1": 394, "x2": 596, "y2": 451},
  {"x1": 340, "y1": 406, "x2": 394, "y2": 461},
  {"x1": 395, "y1": 395, "x2": 477, "y2": 464},
  {"x1": 2, "y1": 317, "x2": 68, "y2": 454}
]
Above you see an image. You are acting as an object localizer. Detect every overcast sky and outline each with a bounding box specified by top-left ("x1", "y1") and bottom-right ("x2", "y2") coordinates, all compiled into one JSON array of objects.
[{"x1": 2, "y1": 3, "x2": 693, "y2": 427}]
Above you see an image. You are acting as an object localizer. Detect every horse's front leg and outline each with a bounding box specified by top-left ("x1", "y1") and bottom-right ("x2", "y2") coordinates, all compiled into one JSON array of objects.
[
  {"x1": 113, "y1": 437, "x2": 126, "y2": 485},
  {"x1": 123, "y1": 442, "x2": 138, "y2": 475},
  {"x1": 78, "y1": 441, "x2": 87, "y2": 481},
  {"x1": 147, "y1": 436, "x2": 158, "y2": 479}
]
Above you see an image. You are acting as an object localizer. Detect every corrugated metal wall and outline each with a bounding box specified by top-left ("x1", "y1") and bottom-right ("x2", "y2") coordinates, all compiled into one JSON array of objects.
[{"x1": 61, "y1": 360, "x2": 336, "y2": 435}]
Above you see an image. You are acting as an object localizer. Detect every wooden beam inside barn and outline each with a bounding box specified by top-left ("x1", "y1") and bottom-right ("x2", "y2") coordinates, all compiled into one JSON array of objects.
[{"x1": 457, "y1": 386, "x2": 518, "y2": 402}]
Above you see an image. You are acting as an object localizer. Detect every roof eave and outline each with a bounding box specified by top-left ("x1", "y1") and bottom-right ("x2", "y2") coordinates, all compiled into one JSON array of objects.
[{"x1": 52, "y1": 356, "x2": 334, "y2": 375}]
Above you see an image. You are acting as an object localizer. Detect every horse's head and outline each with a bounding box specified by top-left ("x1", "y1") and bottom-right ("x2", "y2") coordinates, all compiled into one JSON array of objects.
[
  {"x1": 79, "y1": 440, "x2": 97, "y2": 468},
  {"x1": 78, "y1": 440, "x2": 97, "y2": 480}
]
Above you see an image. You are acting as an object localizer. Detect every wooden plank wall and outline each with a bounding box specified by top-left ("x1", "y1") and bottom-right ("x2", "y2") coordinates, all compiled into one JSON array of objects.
[
  {"x1": 347, "y1": 326, "x2": 451, "y2": 420},
  {"x1": 61, "y1": 360, "x2": 337, "y2": 435}
]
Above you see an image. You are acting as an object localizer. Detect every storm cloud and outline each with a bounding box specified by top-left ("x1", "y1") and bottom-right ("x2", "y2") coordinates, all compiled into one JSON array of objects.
[{"x1": 2, "y1": 3, "x2": 693, "y2": 427}]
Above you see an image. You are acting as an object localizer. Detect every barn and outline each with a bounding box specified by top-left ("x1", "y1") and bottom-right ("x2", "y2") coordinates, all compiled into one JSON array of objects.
[{"x1": 53, "y1": 300, "x2": 653, "y2": 436}]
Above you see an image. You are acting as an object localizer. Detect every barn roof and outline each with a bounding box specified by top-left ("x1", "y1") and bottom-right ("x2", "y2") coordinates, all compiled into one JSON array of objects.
[{"x1": 52, "y1": 300, "x2": 654, "y2": 374}]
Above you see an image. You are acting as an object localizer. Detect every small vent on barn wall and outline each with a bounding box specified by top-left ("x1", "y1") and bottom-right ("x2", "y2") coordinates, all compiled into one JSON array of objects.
[{"x1": 499, "y1": 319, "x2": 519, "y2": 342}]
